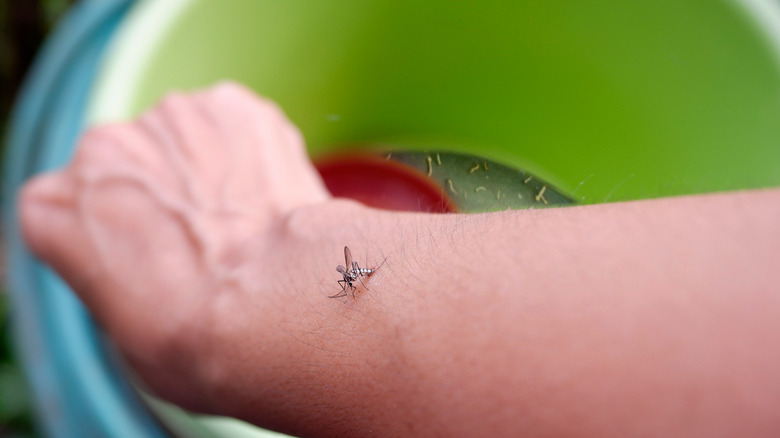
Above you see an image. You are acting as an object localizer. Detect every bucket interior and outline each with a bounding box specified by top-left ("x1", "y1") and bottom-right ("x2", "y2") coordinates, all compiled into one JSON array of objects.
[{"x1": 90, "y1": 0, "x2": 780, "y2": 204}]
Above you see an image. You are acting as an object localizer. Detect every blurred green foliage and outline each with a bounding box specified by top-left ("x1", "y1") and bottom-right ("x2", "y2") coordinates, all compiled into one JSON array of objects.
[
  {"x1": 0, "y1": 297, "x2": 35, "y2": 437},
  {"x1": 1, "y1": 2, "x2": 74, "y2": 437},
  {"x1": 1, "y1": 0, "x2": 72, "y2": 141}
]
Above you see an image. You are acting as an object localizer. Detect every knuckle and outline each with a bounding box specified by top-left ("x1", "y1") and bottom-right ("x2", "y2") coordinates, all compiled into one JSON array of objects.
[
  {"x1": 157, "y1": 91, "x2": 189, "y2": 110},
  {"x1": 211, "y1": 81, "x2": 252, "y2": 100},
  {"x1": 210, "y1": 82, "x2": 287, "y2": 119},
  {"x1": 74, "y1": 124, "x2": 134, "y2": 163}
]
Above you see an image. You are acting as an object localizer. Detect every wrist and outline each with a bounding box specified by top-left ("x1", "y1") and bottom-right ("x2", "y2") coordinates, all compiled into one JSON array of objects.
[{"x1": 205, "y1": 199, "x2": 412, "y2": 434}]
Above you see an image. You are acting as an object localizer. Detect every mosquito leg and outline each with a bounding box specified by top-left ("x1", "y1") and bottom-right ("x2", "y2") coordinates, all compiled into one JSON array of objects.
[
  {"x1": 328, "y1": 289, "x2": 347, "y2": 299},
  {"x1": 330, "y1": 279, "x2": 349, "y2": 299},
  {"x1": 357, "y1": 274, "x2": 369, "y2": 291},
  {"x1": 329, "y1": 285, "x2": 347, "y2": 297}
]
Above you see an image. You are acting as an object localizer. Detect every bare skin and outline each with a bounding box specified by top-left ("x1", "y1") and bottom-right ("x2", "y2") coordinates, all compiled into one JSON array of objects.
[{"x1": 19, "y1": 83, "x2": 780, "y2": 437}]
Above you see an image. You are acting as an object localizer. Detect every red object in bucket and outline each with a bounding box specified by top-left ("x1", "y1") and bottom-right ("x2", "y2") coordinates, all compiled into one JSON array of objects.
[{"x1": 315, "y1": 154, "x2": 456, "y2": 213}]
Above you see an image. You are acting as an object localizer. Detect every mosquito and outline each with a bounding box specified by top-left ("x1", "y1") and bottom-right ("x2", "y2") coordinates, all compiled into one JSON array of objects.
[{"x1": 329, "y1": 246, "x2": 385, "y2": 299}]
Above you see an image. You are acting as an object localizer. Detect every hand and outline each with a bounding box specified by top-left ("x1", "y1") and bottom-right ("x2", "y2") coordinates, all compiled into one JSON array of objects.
[{"x1": 19, "y1": 82, "x2": 330, "y2": 410}]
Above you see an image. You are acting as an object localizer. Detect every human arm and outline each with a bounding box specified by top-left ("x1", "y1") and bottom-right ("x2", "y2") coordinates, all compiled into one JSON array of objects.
[
  {"x1": 19, "y1": 83, "x2": 780, "y2": 437},
  {"x1": 211, "y1": 188, "x2": 780, "y2": 437}
]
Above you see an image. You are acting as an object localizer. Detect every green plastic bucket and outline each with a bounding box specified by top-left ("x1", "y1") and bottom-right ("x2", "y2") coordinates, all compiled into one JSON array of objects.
[
  {"x1": 7, "y1": 0, "x2": 780, "y2": 437},
  {"x1": 91, "y1": 0, "x2": 780, "y2": 204}
]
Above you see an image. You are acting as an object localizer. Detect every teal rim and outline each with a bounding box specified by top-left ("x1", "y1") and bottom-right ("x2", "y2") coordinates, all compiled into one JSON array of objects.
[{"x1": 1, "y1": 1, "x2": 172, "y2": 437}]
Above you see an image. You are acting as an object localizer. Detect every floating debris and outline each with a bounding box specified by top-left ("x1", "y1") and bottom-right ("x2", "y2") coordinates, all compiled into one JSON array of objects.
[
  {"x1": 382, "y1": 151, "x2": 573, "y2": 212},
  {"x1": 535, "y1": 185, "x2": 548, "y2": 204},
  {"x1": 447, "y1": 178, "x2": 458, "y2": 194}
]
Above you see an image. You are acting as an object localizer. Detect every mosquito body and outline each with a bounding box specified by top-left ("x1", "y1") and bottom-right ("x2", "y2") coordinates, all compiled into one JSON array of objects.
[{"x1": 330, "y1": 246, "x2": 384, "y2": 299}]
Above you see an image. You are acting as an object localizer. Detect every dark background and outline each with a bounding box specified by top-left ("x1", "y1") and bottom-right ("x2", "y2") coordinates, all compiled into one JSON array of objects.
[{"x1": 1, "y1": 1, "x2": 75, "y2": 436}]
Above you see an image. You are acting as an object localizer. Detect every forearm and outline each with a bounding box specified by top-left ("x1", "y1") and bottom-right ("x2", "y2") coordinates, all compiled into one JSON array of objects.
[{"x1": 211, "y1": 188, "x2": 780, "y2": 437}]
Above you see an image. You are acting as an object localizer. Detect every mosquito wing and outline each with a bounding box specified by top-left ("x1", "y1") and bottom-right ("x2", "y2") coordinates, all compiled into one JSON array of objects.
[
  {"x1": 336, "y1": 265, "x2": 346, "y2": 274},
  {"x1": 344, "y1": 246, "x2": 353, "y2": 271}
]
